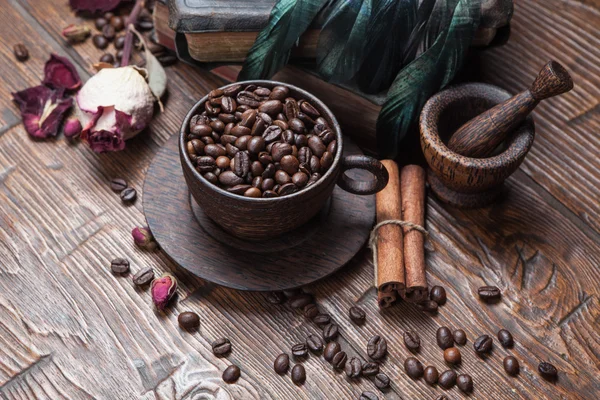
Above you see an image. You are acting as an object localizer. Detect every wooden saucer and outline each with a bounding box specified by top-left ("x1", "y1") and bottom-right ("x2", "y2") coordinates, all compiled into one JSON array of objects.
[{"x1": 143, "y1": 134, "x2": 375, "y2": 291}]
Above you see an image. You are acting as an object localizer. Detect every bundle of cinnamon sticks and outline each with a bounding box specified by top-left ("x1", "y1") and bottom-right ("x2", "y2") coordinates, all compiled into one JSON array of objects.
[{"x1": 374, "y1": 161, "x2": 428, "y2": 308}]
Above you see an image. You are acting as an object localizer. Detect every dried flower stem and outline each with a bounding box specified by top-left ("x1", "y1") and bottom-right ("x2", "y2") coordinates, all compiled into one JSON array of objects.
[{"x1": 121, "y1": 0, "x2": 145, "y2": 67}]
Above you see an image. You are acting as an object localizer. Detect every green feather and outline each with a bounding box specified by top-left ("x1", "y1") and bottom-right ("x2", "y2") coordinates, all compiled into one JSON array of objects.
[
  {"x1": 376, "y1": 0, "x2": 481, "y2": 157},
  {"x1": 238, "y1": 0, "x2": 329, "y2": 80},
  {"x1": 316, "y1": 0, "x2": 373, "y2": 82}
]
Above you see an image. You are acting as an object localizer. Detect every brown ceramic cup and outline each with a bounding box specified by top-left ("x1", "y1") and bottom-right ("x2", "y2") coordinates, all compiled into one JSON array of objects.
[{"x1": 180, "y1": 80, "x2": 389, "y2": 240}]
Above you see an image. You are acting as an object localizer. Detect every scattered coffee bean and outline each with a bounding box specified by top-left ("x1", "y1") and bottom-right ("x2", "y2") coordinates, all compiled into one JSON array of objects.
[
  {"x1": 306, "y1": 334, "x2": 323, "y2": 354},
  {"x1": 403, "y1": 331, "x2": 420, "y2": 351},
  {"x1": 438, "y1": 370, "x2": 457, "y2": 389},
  {"x1": 478, "y1": 285, "x2": 501, "y2": 301},
  {"x1": 538, "y1": 361, "x2": 558, "y2": 381},
  {"x1": 95, "y1": 17, "x2": 108, "y2": 30},
  {"x1": 416, "y1": 300, "x2": 438, "y2": 313},
  {"x1": 504, "y1": 356, "x2": 520, "y2": 376},
  {"x1": 114, "y1": 35, "x2": 125, "y2": 50},
  {"x1": 436, "y1": 327, "x2": 454, "y2": 349},
  {"x1": 100, "y1": 53, "x2": 115, "y2": 64},
  {"x1": 345, "y1": 357, "x2": 362, "y2": 379},
  {"x1": 367, "y1": 335, "x2": 387, "y2": 360},
  {"x1": 102, "y1": 24, "x2": 116, "y2": 41},
  {"x1": 323, "y1": 323, "x2": 339, "y2": 342},
  {"x1": 178, "y1": 311, "x2": 200, "y2": 330},
  {"x1": 266, "y1": 291, "x2": 286, "y2": 304},
  {"x1": 473, "y1": 334, "x2": 493, "y2": 355},
  {"x1": 212, "y1": 338, "x2": 232, "y2": 356},
  {"x1": 373, "y1": 372, "x2": 390, "y2": 389},
  {"x1": 110, "y1": 258, "x2": 129, "y2": 274},
  {"x1": 13, "y1": 44, "x2": 29, "y2": 62},
  {"x1": 291, "y1": 364, "x2": 306, "y2": 385},
  {"x1": 497, "y1": 329, "x2": 514, "y2": 348},
  {"x1": 424, "y1": 366, "x2": 439, "y2": 385},
  {"x1": 303, "y1": 303, "x2": 319, "y2": 319},
  {"x1": 222, "y1": 365, "x2": 240, "y2": 383},
  {"x1": 110, "y1": 178, "x2": 127, "y2": 191},
  {"x1": 313, "y1": 313, "x2": 331, "y2": 327},
  {"x1": 93, "y1": 34, "x2": 108, "y2": 49},
  {"x1": 361, "y1": 362, "x2": 379, "y2": 377},
  {"x1": 349, "y1": 306, "x2": 366, "y2": 325},
  {"x1": 453, "y1": 329, "x2": 467, "y2": 346},
  {"x1": 120, "y1": 187, "x2": 137, "y2": 202},
  {"x1": 404, "y1": 357, "x2": 424, "y2": 379},
  {"x1": 359, "y1": 391, "x2": 378, "y2": 400},
  {"x1": 324, "y1": 341, "x2": 340, "y2": 362},
  {"x1": 132, "y1": 267, "x2": 154, "y2": 286},
  {"x1": 457, "y1": 374, "x2": 473, "y2": 393},
  {"x1": 429, "y1": 285, "x2": 447, "y2": 305},
  {"x1": 110, "y1": 15, "x2": 125, "y2": 31},
  {"x1": 274, "y1": 353, "x2": 289, "y2": 375},
  {"x1": 289, "y1": 293, "x2": 313, "y2": 308},
  {"x1": 332, "y1": 351, "x2": 347, "y2": 369},
  {"x1": 291, "y1": 343, "x2": 308, "y2": 358},
  {"x1": 444, "y1": 347, "x2": 461, "y2": 365}
]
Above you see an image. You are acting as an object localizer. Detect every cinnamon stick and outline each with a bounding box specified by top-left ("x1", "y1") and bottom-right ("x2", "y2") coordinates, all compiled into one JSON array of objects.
[
  {"x1": 374, "y1": 160, "x2": 405, "y2": 307},
  {"x1": 401, "y1": 165, "x2": 428, "y2": 302}
]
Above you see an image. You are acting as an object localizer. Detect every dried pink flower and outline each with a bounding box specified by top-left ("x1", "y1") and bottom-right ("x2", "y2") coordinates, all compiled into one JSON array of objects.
[
  {"x1": 12, "y1": 85, "x2": 72, "y2": 139},
  {"x1": 43, "y1": 54, "x2": 82, "y2": 91},
  {"x1": 132, "y1": 226, "x2": 157, "y2": 250},
  {"x1": 151, "y1": 274, "x2": 177, "y2": 310},
  {"x1": 69, "y1": 0, "x2": 122, "y2": 12},
  {"x1": 64, "y1": 116, "x2": 82, "y2": 139}
]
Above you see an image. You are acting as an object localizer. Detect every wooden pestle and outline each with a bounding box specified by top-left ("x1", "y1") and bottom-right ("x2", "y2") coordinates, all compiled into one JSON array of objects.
[{"x1": 447, "y1": 61, "x2": 573, "y2": 157}]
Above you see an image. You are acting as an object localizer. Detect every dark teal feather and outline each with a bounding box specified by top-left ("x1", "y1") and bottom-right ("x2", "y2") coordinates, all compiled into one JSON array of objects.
[
  {"x1": 316, "y1": 0, "x2": 373, "y2": 82},
  {"x1": 376, "y1": 0, "x2": 481, "y2": 157},
  {"x1": 401, "y1": 0, "x2": 437, "y2": 64},
  {"x1": 238, "y1": 0, "x2": 329, "y2": 80}
]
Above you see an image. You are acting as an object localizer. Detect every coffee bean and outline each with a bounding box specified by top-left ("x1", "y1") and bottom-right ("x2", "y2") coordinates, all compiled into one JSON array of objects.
[
  {"x1": 274, "y1": 353, "x2": 289, "y2": 375},
  {"x1": 204, "y1": 172, "x2": 218, "y2": 184},
  {"x1": 416, "y1": 300, "x2": 438, "y2": 313},
  {"x1": 274, "y1": 169, "x2": 291, "y2": 185},
  {"x1": 221, "y1": 97, "x2": 236, "y2": 114},
  {"x1": 303, "y1": 304, "x2": 318, "y2": 319},
  {"x1": 227, "y1": 185, "x2": 251, "y2": 196},
  {"x1": 424, "y1": 366, "x2": 439, "y2": 385},
  {"x1": 110, "y1": 178, "x2": 127, "y2": 192},
  {"x1": 324, "y1": 342, "x2": 340, "y2": 362},
  {"x1": 497, "y1": 329, "x2": 514, "y2": 348},
  {"x1": 110, "y1": 16, "x2": 125, "y2": 31},
  {"x1": 404, "y1": 357, "x2": 424, "y2": 379},
  {"x1": 308, "y1": 136, "x2": 326, "y2": 157},
  {"x1": 278, "y1": 183, "x2": 298, "y2": 196},
  {"x1": 453, "y1": 329, "x2": 467, "y2": 345},
  {"x1": 219, "y1": 171, "x2": 244, "y2": 186},
  {"x1": 299, "y1": 101, "x2": 320, "y2": 118},
  {"x1": 443, "y1": 347, "x2": 461, "y2": 365},
  {"x1": 110, "y1": 258, "x2": 130, "y2": 274},
  {"x1": 266, "y1": 291, "x2": 286, "y2": 304},
  {"x1": 478, "y1": 285, "x2": 501, "y2": 300},
  {"x1": 456, "y1": 374, "x2": 473, "y2": 393},
  {"x1": 178, "y1": 312, "x2": 200, "y2": 330},
  {"x1": 114, "y1": 35, "x2": 125, "y2": 49},
  {"x1": 132, "y1": 267, "x2": 154, "y2": 286},
  {"x1": 504, "y1": 356, "x2": 520, "y2": 376},
  {"x1": 100, "y1": 53, "x2": 115, "y2": 64},
  {"x1": 313, "y1": 313, "x2": 331, "y2": 327},
  {"x1": 222, "y1": 365, "x2": 240, "y2": 383},
  {"x1": 367, "y1": 335, "x2": 387, "y2": 360},
  {"x1": 438, "y1": 370, "x2": 457, "y2": 389},
  {"x1": 280, "y1": 155, "x2": 299, "y2": 175},
  {"x1": 359, "y1": 391, "x2": 378, "y2": 400},
  {"x1": 102, "y1": 24, "x2": 116, "y2": 41},
  {"x1": 473, "y1": 334, "x2": 493, "y2": 355},
  {"x1": 233, "y1": 151, "x2": 250, "y2": 177},
  {"x1": 349, "y1": 306, "x2": 366, "y2": 325},
  {"x1": 212, "y1": 338, "x2": 232, "y2": 356},
  {"x1": 305, "y1": 334, "x2": 323, "y2": 354},
  {"x1": 289, "y1": 293, "x2": 313, "y2": 308},
  {"x1": 292, "y1": 172, "x2": 309, "y2": 187},
  {"x1": 361, "y1": 362, "x2": 379, "y2": 376},
  {"x1": 13, "y1": 44, "x2": 29, "y2": 62},
  {"x1": 93, "y1": 34, "x2": 108, "y2": 49},
  {"x1": 262, "y1": 125, "x2": 282, "y2": 142},
  {"x1": 271, "y1": 142, "x2": 293, "y2": 162},
  {"x1": 538, "y1": 361, "x2": 558, "y2": 381},
  {"x1": 429, "y1": 285, "x2": 447, "y2": 305},
  {"x1": 95, "y1": 17, "x2": 108, "y2": 30},
  {"x1": 403, "y1": 331, "x2": 420, "y2": 351},
  {"x1": 436, "y1": 327, "x2": 454, "y2": 349},
  {"x1": 120, "y1": 187, "x2": 137, "y2": 203},
  {"x1": 345, "y1": 357, "x2": 362, "y2": 379},
  {"x1": 332, "y1": 351, "x2": 347, "y2": 369},
  {"x1": 323, "y1": 323, "x2": 339, "y2": 342},
  {"x1": 291, "y1": 343, "x2": 308, "y2": 358},
  {"x1": 291, "y1": 364, "x2": 306, "y2": 385},
  {"x1": 373, "y1": 372, "x2": 390, "y2": 389}
]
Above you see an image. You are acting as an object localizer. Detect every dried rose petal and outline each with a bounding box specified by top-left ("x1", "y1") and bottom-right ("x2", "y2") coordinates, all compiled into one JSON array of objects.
[
  {"x1": 132, "y1": 226, "x2": 157, "y2": 250},
  {"x1": 151, "y1": 274, "x2": 177, "y2": 310},
  {"x1": 64, "y1": 116, "x2": 82, "y2": 139},
  {"x1": 69, "y1": 0, "x2": 122, "y2": 12},
  {"x1": 43, "y1": 54, "x2": 82, "y2": 91},
  {"x1": 12, "y1": 85, "x2": 72, "y2": 139}
]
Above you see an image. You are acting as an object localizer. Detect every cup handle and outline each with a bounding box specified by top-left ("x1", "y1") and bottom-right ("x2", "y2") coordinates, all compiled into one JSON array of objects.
[{"x1": 336, "y1": 155, "x2": 389, "y2": 195}]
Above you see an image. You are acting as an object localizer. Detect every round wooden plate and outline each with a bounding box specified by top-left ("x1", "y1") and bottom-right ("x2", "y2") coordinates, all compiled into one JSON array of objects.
[{"x1": 143, "y1": 134, "x2": 375, "y2": 291}]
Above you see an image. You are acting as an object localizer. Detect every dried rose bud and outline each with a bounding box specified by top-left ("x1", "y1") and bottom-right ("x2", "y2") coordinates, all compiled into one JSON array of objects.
[
  {"x1": 151, "y1": 274, "x2": 177, "y2": 310},
  {"x1": 64, "y1": 116, "x2": 82, "y2": 139},
  {"x1": 62, "y1": 24, "x2": 91, "y2": 43},
  {"x1": 132, "y1": 226, "x2": 157, "y2": 250}
]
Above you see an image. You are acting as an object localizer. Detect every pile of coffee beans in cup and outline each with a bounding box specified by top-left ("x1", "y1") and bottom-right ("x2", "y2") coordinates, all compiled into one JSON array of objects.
[{"x1": 185, "y1": 84, "x2": 338, "y2": 198}]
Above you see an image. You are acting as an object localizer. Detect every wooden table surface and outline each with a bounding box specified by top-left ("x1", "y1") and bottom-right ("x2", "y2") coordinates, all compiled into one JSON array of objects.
[{"x1": 1, "y1": 0, "x2": 598, "y2": 399}]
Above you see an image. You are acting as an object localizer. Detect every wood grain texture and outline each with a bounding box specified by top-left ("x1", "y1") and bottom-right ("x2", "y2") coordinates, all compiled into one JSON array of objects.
[{"x1": 0, "y1": 0, "x2": 598, "y2": 399}]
